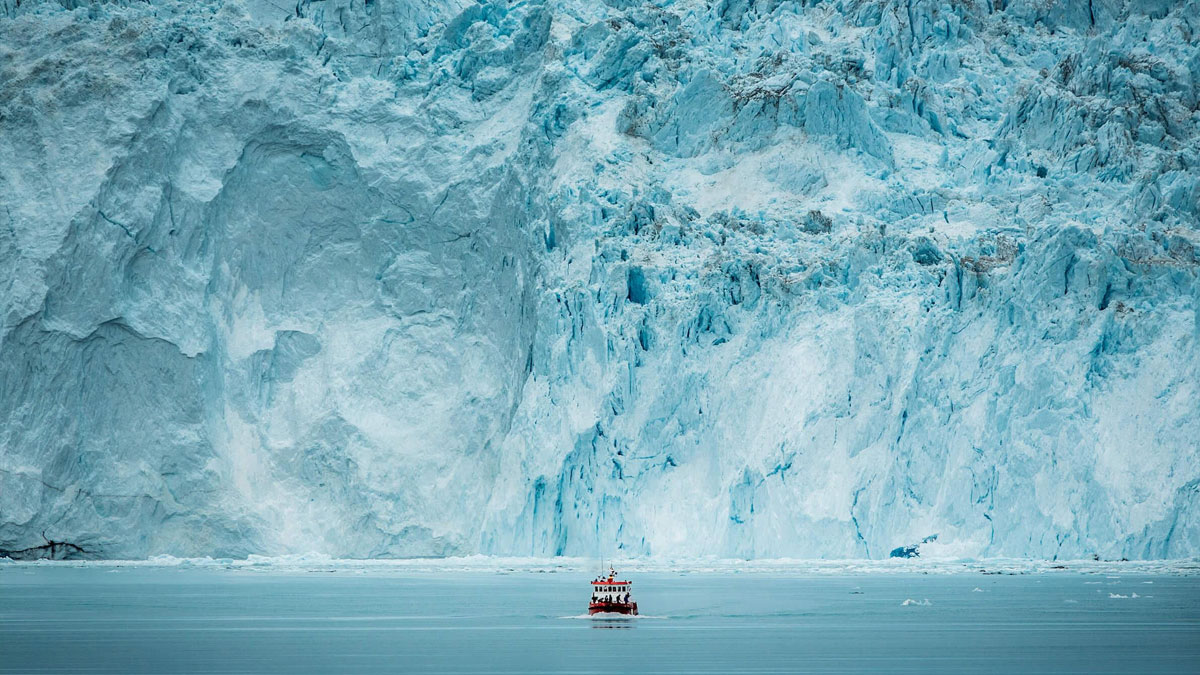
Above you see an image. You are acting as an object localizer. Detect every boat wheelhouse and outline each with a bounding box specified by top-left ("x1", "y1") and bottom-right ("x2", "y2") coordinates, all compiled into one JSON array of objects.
[{"x1": 588, "y1": 567, "x2": 638, "y2": 616}]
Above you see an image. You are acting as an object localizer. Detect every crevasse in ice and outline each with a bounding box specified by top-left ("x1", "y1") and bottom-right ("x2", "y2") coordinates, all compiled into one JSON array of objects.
[{"x1": 0, "y1": 0, "x2": 1197, "y2": 560}]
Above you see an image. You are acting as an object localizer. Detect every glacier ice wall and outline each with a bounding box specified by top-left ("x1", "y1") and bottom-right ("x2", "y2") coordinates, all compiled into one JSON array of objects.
[{"x1": 1, "y1": 0, "x2": 1198, "y2": 560}]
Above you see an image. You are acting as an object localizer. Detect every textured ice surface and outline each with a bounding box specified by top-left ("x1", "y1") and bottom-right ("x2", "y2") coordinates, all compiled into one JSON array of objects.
[{"x1": 1, "y1": 0, "x2": 1198, "y2": 560}]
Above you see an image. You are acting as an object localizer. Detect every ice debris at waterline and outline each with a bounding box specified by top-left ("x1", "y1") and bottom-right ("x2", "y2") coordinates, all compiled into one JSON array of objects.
[
  {"x1": 1, "y1": 0, "x2": 1199, "y2": 561},
  {"x1": 890, "y1": 534, "x2": 939, "y2": 559},
  {"x1": 2, "y1": 555, "x2": 1198, "y2": 577}
]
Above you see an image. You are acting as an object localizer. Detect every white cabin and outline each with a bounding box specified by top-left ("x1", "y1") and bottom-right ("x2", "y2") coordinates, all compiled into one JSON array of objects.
[{"x1": 590, "y1": 569, "x2": 633, "y2": 603}]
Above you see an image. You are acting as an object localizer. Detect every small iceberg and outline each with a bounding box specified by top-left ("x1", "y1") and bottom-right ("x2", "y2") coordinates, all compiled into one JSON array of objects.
[{"x1": 889, "y1": 534, "x2": 939, "y2": 559}]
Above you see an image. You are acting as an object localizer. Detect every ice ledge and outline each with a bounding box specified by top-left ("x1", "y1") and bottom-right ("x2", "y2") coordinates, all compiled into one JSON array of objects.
[{"x1": 2, "y1": 555, "x2": 1197, "y2": 576}]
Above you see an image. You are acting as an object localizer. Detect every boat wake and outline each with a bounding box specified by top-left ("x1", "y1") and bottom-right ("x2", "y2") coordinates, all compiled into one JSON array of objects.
[{"x1": 560, "y1": 613, "x2": 666, "y2": 620}]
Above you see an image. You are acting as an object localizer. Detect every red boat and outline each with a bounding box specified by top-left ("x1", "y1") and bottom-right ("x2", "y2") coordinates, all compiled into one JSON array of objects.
[{"x1": 588, "y1": 567, "x2": 638, "y2": 615}]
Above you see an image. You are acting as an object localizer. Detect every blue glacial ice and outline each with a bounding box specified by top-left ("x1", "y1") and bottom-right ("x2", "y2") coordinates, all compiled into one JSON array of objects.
[{"x1": 0, "y1": 0, "x2": 1198, "y2": 561}]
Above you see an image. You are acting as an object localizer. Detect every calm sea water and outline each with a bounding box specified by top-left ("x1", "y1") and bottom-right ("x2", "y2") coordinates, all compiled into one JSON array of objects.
[{"x1": 1, "y1": 567, "x2": 1197, "y2": 674}]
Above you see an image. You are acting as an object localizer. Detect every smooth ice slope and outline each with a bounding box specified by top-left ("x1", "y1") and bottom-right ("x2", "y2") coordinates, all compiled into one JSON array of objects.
[{"x1": 1, "y1": 0, "x2": 1198, "y2": 560}]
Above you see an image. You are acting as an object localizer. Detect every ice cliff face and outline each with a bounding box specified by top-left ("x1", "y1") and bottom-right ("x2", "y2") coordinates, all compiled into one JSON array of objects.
[{"x1": 1, "y1": 0, "x2": 1198, "y2": 560}]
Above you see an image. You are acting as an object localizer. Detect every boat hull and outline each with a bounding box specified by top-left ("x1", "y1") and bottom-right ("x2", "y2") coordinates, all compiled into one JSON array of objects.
[{"x1": 589, "y1": 602, "x2": 638, "y2": 616}]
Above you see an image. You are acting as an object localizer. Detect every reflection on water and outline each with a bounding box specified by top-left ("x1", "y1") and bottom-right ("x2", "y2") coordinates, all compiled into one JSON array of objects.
[{"x1": 590, "y1": 617, "x2": 635, "y2": 630}]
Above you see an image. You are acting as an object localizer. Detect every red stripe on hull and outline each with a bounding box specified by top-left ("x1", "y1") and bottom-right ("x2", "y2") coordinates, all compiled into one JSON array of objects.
[{"x1": 588, "y1": 602, "x2": 638, "y2": 616}]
